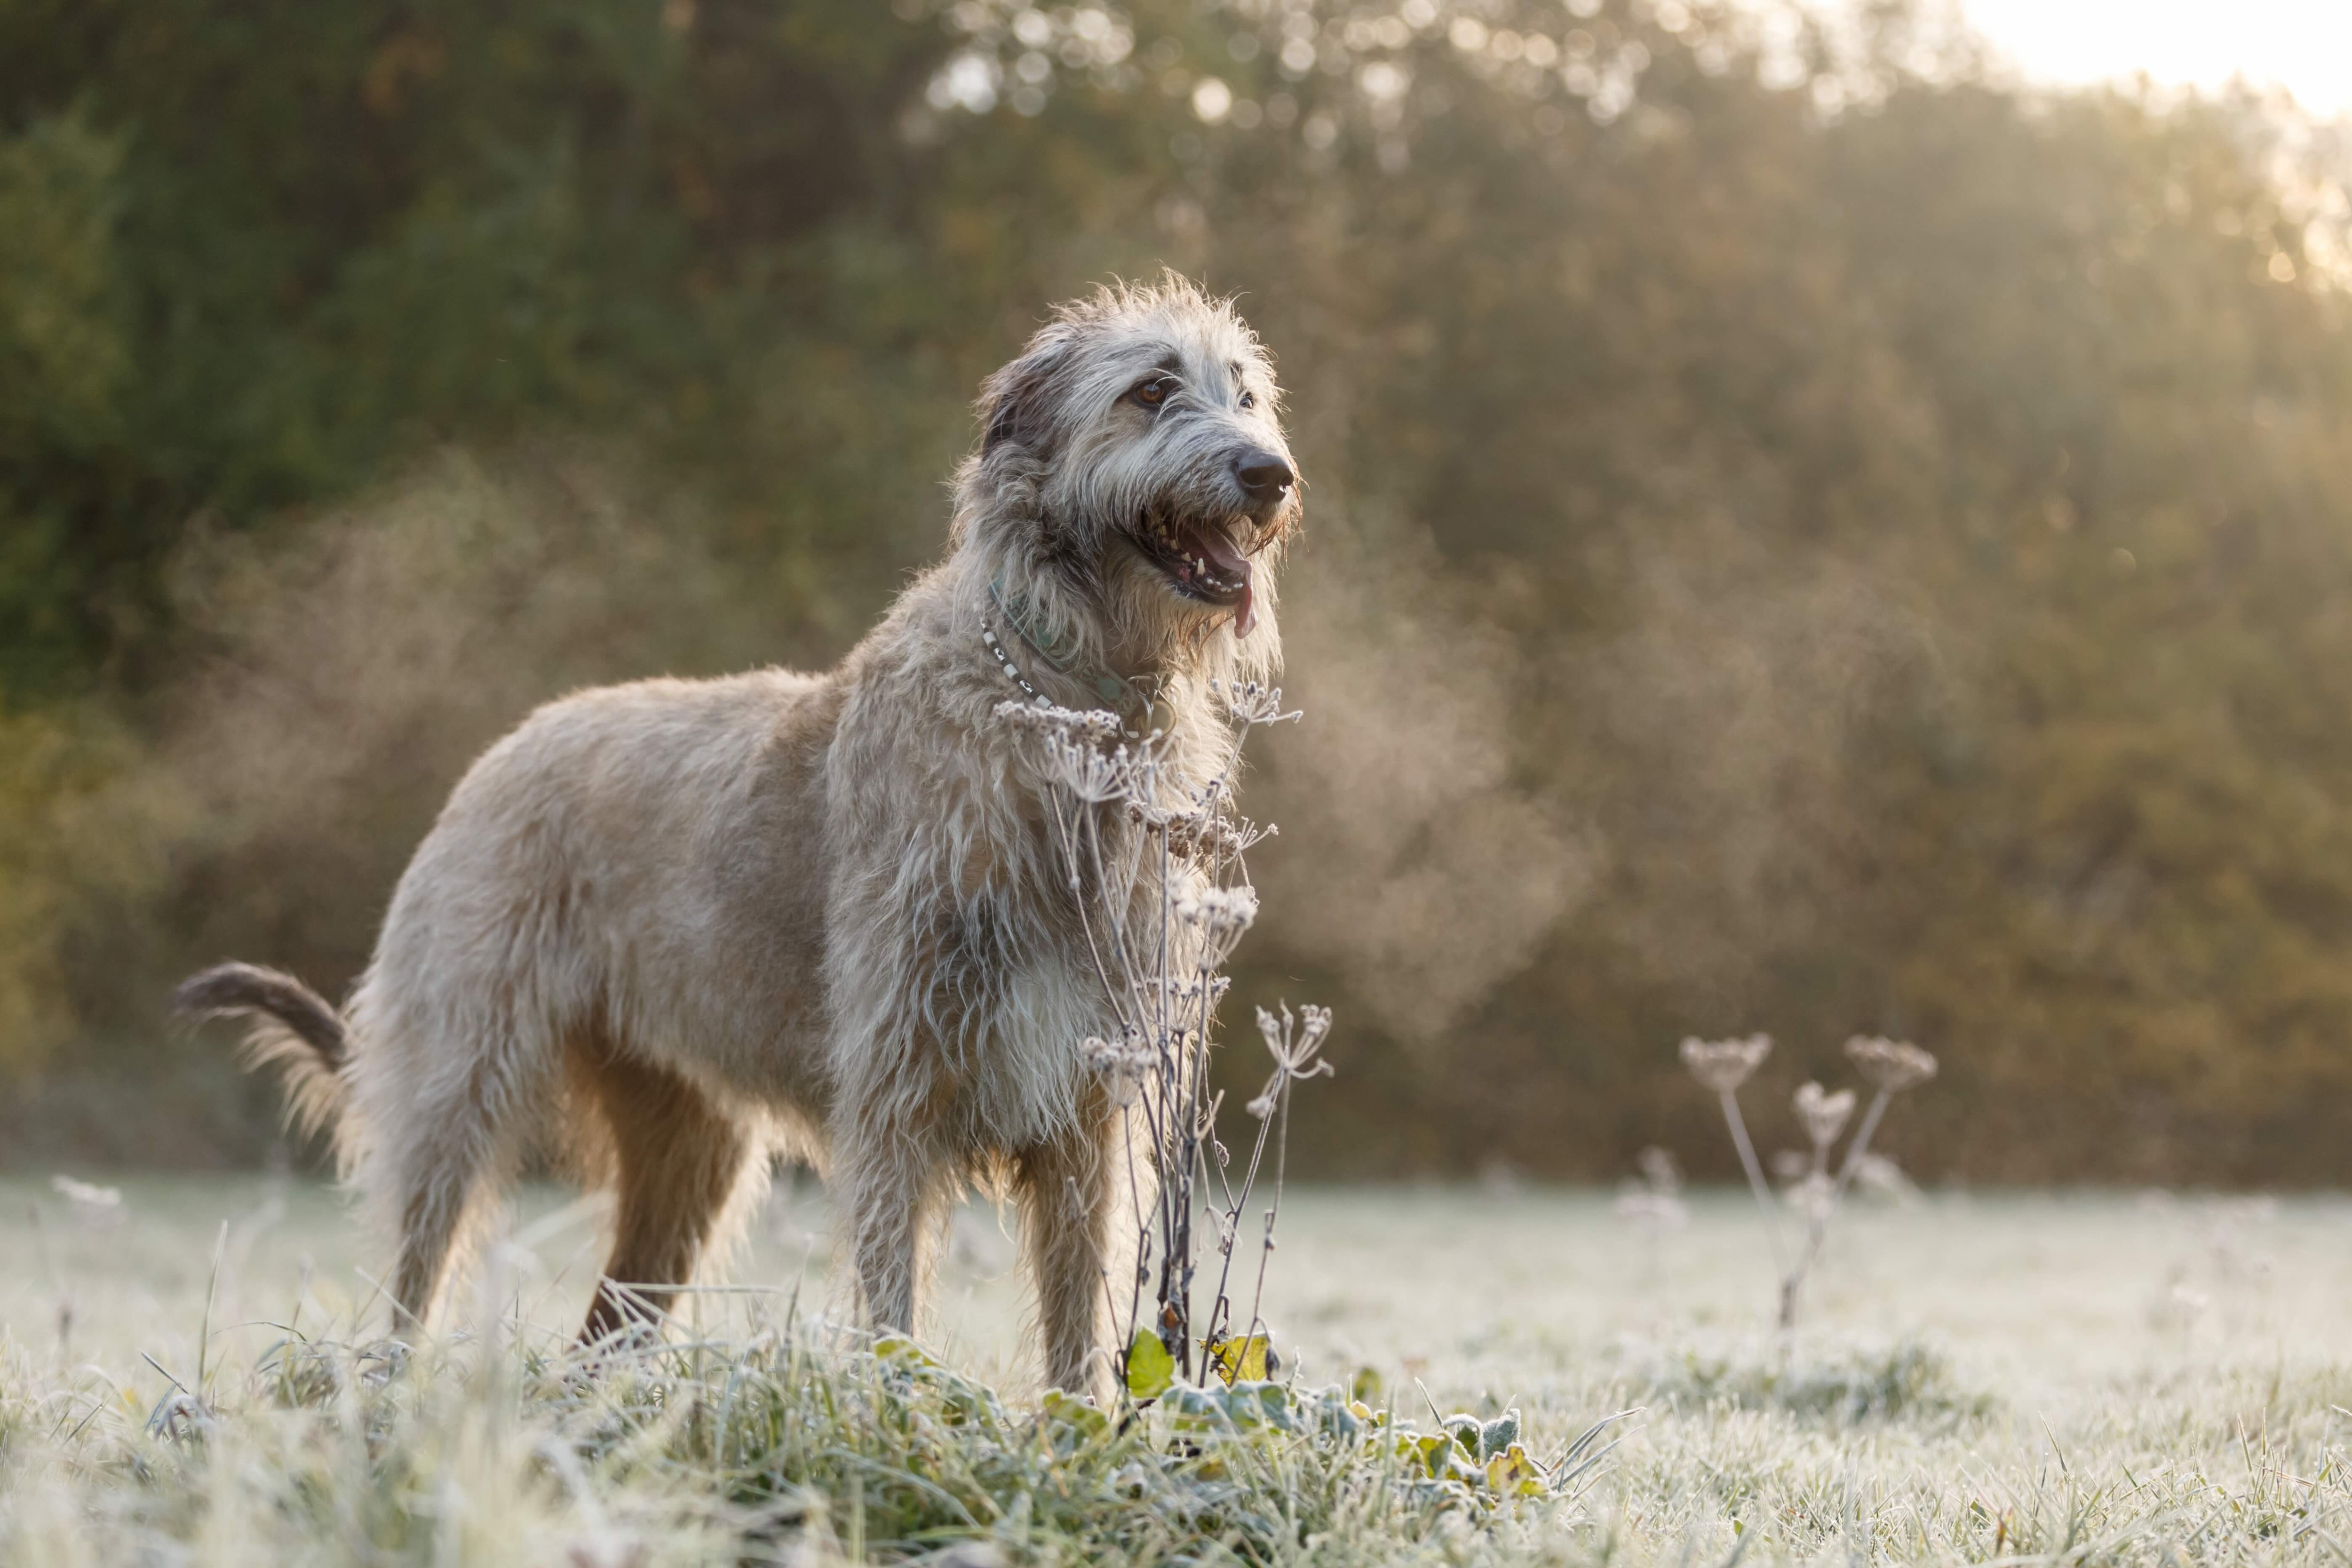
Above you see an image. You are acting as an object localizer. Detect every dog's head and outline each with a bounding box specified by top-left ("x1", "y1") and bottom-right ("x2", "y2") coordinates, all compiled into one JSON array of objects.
[{"x1": 957, "y1": 278, "x2": 1301, "y2": 674}]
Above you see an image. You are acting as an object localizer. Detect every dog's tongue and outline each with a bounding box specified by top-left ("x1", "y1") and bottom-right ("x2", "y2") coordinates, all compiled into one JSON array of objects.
[{"x1": 1199, "y1": 527, "x2": 1256, "y2": 638}]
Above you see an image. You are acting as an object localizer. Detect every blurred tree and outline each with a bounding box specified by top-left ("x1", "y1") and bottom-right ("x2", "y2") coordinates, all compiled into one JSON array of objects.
[{"x1": 4, "y1": 0, "x2": 2352, "y2": 1182}]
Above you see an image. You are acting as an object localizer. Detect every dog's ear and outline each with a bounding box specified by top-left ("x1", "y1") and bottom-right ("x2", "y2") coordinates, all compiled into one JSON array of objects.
[{"x1": 980, "y1": 338, "x2": 1070, "y2": 457}]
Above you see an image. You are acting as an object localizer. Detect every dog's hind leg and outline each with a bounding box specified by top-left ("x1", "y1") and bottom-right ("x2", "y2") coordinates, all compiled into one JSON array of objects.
[
  {"x1": 374, "y1": 1051, "x2": 535, "y2": 1331},
  {"x1": 576, "y1": 1051, "x2": 766, "y2": 1343},
  {"x1": 347, "y1": 975, "x2": 562, "y2": 1333}
]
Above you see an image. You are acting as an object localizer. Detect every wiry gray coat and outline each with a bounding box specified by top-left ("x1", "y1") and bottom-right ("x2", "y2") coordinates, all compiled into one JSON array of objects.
[{"x1": 178, "y1": 279, "x2": 1302, "y2": 1395}]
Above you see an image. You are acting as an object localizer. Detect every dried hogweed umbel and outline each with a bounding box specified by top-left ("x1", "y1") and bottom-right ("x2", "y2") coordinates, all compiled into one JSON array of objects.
[
  {"x1": 1793, "y1": 1082, "x2": 1856, "y2": 1153},
  {"x1": 1679, "y1": 1033, "x2": 1772, "y2": 1094},
  {"x1": 1845, "y1": 1035, "x2": 1939, "y2": 1093}
]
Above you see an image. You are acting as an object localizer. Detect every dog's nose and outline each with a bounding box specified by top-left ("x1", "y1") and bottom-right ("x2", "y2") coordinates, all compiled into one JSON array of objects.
[{"x1": 1233, "y1": 450, "x2": 1294, "y2": 499}]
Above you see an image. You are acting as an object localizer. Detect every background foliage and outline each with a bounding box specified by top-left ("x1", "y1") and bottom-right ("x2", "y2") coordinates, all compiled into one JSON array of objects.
[{"x1": 4, "y1": 0, "x2": 2352, "y2": 1182}]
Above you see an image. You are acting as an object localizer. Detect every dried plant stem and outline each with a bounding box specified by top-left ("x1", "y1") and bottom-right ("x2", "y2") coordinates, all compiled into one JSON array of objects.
[
  {"x1": 1832, "y1": 1088, "x2": 1894, "y2": 1200},
  {"x1": 1776, "y1": 1086, "x2": 1894, "y2": 1330},
  {"x1": 1716, "y1": 1089, "x2": 1787, "y2": 1276},
  {"x1": 1776, "y1": 1246, "x2": 1809, "y2": 1333},
  {"x1": 1204, "y1": 1089, "x2": 1279, "y2": 1349},
  {"x1": 1240, "y1": 1079, "x2": 1294, "y2": 1345}
]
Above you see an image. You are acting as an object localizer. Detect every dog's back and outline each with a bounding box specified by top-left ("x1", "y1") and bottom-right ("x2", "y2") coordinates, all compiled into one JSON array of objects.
[{"x1": 352, "y1": 666, "x2": 843, "y2": 1129}]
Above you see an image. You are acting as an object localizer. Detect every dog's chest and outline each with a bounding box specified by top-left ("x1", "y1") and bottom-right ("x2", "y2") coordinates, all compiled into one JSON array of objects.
[{"x1": 898, "y1": 808, "x2": 1107, "y2": 1130}]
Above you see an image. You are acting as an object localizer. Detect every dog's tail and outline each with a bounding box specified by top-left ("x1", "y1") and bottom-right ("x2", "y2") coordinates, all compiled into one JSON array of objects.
[{"x1": 175, "y1": 962, "x2": 350, "y2": 1139}]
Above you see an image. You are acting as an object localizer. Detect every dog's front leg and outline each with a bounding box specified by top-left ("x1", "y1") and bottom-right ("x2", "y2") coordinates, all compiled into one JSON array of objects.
[
  {"x1": 1016, "y1": 1098, "x2": 1142, "y2": 1402},
  {"x1": 837, "y1": 1142, "x2": 934, "y2": 1336},
  {"x1": 831, "y1": 1117, "x2": 939, "y2": 1337}
]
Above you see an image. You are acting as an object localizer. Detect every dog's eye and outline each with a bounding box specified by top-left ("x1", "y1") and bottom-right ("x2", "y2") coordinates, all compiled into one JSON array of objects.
[
  {"x1": 1130, "y1": 376, "x2": 1175, "y2": 410},
  {"x1": 1237, "y1": 390, "x2": 1255, "y2": 410}
]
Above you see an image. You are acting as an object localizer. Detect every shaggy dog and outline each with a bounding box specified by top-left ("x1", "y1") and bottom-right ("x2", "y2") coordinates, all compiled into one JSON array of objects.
[{"x1": 177, "y1": 278, "x2": 1302, "y2": 1397}]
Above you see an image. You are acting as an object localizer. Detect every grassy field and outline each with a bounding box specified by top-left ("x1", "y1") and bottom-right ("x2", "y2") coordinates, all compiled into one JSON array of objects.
[{"x1": 4, "y1": 1174, "x2": 2351, "y2": 1563}]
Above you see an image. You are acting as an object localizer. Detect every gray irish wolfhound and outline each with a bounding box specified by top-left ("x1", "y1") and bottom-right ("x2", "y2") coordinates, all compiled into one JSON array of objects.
[{"x1": 177, "y1": 278, "x2": 1301, "y2": 1396}]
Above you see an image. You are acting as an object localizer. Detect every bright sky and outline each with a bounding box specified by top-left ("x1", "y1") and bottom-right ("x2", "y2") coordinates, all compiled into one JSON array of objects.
[{"x1": 1962, "y1": 0, "x2": 2352, "y2": 117}]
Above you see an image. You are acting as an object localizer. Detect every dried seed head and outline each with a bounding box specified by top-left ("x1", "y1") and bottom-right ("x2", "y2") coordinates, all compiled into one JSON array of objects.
[
  {"x1": 1679, "y1": 1033, "x2": 1771, "y2": 1093},
  {"x1": 1211, "y1": 677, "x2": 1302, "y2": 728},
  {"x1": 1177, "y1": 883, "x2": 1258, "y2": 932},
  {"x1": 1843, "y1": 1035, "x2": 1938, "y2": 1093},
  {"x1": 1078, "y1": 1029, "x2": 1156, "y2": 1106},
  {"x1": 1793, "y1": 1081, "x2": 1856, "y2": 1150},
  {"x1": 1176, "y1": 885, "x2": 1260, "y2": 968},
  {"x1": 1635, "y1": 1145, "x2": 1681, "y2": 1195},
  {"x1": 1139, "y1": 974, "x2": 1231, "y2": 1012},
  {"x1": 1129, "y1": 800, "x2": 1269, "y2": 863},
  {"x1": 1041, "y1": 732, "x2": 1147, "y2": 803},
  {"x1": 1248, "y1": 1001, "x2": 1336, "y2": 1116},
  {"x1": 1787, "y1": 1170, "x2": 1836, "y2": 1222},
  {"x1": 1851, "y1": 1151, "x2": 1918, "y2": 1203},
  {"x1": 993, "y1": 698, "x2": 1122, "y2": 744},
  {"x1": 1613, "y1": 1186, "x2": 1688, "y2": 1227}
]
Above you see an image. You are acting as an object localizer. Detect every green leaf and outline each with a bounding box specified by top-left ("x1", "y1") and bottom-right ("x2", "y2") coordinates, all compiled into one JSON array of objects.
[
  {"x1": 1224, "y1": 1381, "x2": 1299, "y2": 1432},
  {"x1": 1124, "y1": 1326, "x2": 1174, "y2": 1401},
  {"x1": 1160, "y1": 1384, "x2": 1228, "y2": 1433},
  {"x1": 1478, "y1": 1408, "x2": 1520, "y2": 1460}
]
